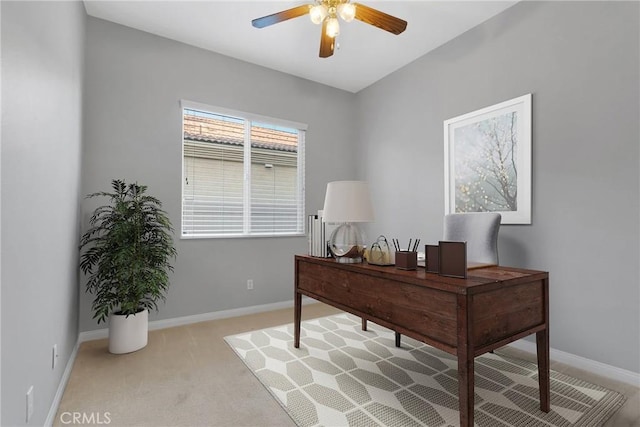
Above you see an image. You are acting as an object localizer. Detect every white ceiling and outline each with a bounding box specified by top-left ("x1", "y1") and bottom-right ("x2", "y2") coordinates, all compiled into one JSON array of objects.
[{"x1": 83, "y1": 1, "x2": 518, "y2": 93}]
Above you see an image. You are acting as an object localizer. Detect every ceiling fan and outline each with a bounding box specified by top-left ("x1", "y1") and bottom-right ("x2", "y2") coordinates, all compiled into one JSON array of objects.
[{"x1": 251, "y1": 0, "x2": 407, "y2": 58}]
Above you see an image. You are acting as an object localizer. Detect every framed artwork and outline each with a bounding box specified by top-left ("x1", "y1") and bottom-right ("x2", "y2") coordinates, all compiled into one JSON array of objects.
[{"x1": 444, "y1": 94, "x2": 532, "y2": 224}]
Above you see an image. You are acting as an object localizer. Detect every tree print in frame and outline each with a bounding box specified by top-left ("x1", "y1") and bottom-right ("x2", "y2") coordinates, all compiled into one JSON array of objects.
[{"x1": 444, "y1": 94, "x2": 532, "y2": 224}]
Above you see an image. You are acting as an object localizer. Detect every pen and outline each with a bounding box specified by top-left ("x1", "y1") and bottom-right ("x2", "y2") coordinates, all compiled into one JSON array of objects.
[{"x1": 407, "y1": 239, "x2": 412, "y2": 251}]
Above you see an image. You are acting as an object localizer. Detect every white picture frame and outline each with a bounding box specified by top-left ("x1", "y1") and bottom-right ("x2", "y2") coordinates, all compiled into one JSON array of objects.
[{"x1": 444, "y1": 94, "x2": 532, "y2": 224}]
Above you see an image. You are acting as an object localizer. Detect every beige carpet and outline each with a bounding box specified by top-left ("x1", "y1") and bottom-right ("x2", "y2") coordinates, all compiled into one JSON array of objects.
[
  {"x1": 55, "y1": 303, "x2": 640, "y2": 427},
  {"x1": 226, "y1": 313, "x2": 626, "y2": 427}
]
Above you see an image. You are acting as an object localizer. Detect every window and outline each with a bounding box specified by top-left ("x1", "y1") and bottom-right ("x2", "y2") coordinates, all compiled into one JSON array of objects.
[{"x1": 181, "y1": 101, "x2": 306, "y2": 238}]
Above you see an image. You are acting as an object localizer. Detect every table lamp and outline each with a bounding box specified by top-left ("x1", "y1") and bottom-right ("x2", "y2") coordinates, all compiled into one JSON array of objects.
[{"x1": 322, "y1": 181, "x2": 374, "y2": 263}]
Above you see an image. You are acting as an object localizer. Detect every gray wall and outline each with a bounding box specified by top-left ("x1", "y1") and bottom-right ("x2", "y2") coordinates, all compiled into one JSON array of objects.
[
  {"x1": 356, "y1": 1, "x2": 639, "y2": 373},
  {"x1": 80, "y1": 18, "x2": 357, "y2": 332},
  {"x1": 1, "y1": 1, "x2": 86, "y2": 425}
]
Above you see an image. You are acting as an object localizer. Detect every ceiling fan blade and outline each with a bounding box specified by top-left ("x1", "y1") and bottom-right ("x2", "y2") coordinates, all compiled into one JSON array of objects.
[
  {"x1": 319, "y1": 20, "x2": 335, "y2": 58},
  {"x1": 252, "y1": 4, "x2": 311, "y2": 29},
  {"x1": 353, "y1": 3, "x2": 407, "y2": 35}
]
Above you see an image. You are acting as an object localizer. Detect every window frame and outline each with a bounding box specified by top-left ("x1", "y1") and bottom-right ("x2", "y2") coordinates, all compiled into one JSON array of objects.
[{"x1": 180, "y1": 100, "x2": 307, "y2": 239}]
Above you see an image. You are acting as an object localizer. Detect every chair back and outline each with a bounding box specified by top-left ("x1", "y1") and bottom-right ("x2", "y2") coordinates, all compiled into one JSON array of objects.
[{"x1": 443, "y1": 213, "x2": 501, "y2": 264}]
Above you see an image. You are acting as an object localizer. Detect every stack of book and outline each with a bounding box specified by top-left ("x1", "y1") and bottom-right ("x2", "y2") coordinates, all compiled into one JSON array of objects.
[{"x1": 308, "y1": 210, "x2": 332, "y2": 257}]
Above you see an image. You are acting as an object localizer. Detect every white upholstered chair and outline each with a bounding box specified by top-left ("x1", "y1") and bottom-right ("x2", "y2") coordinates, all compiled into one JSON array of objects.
[{"x1": 443, "y1": 212, "x2": 501, "y2": 264}]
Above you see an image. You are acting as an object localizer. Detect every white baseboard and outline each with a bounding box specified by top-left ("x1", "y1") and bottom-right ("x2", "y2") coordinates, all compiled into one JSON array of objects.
[
  {"x1": 507, "y1": 339, "x2": 640, "y2": 387},
  {"x1": 45, "y1": 339, "x2": 80, "y2": 427},
  {"x1": 78, "y1": 296, "x2": 317, "y2": 343}
]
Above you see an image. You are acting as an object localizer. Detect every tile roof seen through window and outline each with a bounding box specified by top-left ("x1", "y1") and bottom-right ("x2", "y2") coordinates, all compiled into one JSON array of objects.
[{"x1": 184, "y1": 113, "x2": 297, "y2": 152}]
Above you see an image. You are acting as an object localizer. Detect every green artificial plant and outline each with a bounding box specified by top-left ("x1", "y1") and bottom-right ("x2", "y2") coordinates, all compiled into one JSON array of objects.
[{"x1": 80, "y1": 179, "x2": 177, "y2": 323}]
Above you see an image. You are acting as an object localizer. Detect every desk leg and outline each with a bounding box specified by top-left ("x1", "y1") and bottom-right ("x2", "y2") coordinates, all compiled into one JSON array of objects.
[
  {"x1": 457, "y1": 294, "x2": 474, "y2": 427},
  {"x1": 362, "y1": 318, "x2": 367, "y2": 331},
  {"x1": 537, "y1": 276, "x2": 550, "y2": 413},
  {"x1": 458, "y1": 354, "x2": 474, "y2": 426},
  {"x1": 537, "y1": 328, "x2": 550, "y2": 412},
  {"x1": 294, "y1": 291, "x2": 302, "y2": 348}
]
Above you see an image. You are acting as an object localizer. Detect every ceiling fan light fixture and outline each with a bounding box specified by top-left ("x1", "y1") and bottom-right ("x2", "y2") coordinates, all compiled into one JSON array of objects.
[
  {"x1": 309, "y1": 4, "x2": 327, "y2": 25},
  {"x1": 326, "y1": 16, "x2": 340, "y2": 38},
  {"x1": 251, "y1": 1, "x2": 407, "y2": 58},
  {"x1": 337, "y1": 3, "x2": 356, "y2": 22}
]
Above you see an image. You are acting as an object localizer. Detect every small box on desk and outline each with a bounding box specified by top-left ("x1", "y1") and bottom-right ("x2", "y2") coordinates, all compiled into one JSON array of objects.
[
  {"x1": 395, "y1": 251, "x2": 417, "y2": 270},
  {"x1": 425, "y1": 245, "x2": 439, "y2": 273}
]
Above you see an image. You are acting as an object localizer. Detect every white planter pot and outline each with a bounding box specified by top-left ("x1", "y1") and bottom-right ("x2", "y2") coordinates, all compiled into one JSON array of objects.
[{"x1": 108, "y1": 309, "x2": 148, "y2": 354}]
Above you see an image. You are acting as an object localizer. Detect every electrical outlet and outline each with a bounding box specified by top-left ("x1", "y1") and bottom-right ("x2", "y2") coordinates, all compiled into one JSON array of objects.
[
  {"x1": 247, "y1": 279, "x2": 254, "y2": 290},
  {"x1": 52, "y1": 344, "x2": 58, "y2": 370},
  {"x1": 26, "y1": 386, "x2": 34, "y2": 422}
]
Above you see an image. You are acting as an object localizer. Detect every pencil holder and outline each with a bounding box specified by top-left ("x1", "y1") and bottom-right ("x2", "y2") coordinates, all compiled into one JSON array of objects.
[{"x1": 395, "y1": 251, "x2": 417, "y2": 270}]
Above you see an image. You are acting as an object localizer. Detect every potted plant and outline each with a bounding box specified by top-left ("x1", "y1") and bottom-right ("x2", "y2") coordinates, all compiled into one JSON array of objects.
[{"x1": 80, "y1": 179, "x2": 177, "y2": 354}]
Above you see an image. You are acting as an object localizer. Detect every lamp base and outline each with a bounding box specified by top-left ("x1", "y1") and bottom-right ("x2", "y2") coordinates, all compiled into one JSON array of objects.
[
  {"x1": 328, "y1": 223, "x2": 365, "y2": 264},
  {"x1": 335, "y1": 254, "x2": 363, "y2": 264}
]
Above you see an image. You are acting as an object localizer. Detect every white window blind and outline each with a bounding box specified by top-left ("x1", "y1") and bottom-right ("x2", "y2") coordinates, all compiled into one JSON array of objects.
[{"x1": 181, "y1": 102, "x2": 306, "y2": 238}]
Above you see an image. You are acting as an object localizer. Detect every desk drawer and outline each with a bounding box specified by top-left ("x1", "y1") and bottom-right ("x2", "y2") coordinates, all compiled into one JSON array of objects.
[{"x1": 297, "y1": 262, "x2": 458, "y2": 347}]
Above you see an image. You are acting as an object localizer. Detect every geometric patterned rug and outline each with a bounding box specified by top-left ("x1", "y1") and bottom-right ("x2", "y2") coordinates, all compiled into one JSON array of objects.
[{"x1": 225, "y1": 313, "x2": 626, "y2": 427}]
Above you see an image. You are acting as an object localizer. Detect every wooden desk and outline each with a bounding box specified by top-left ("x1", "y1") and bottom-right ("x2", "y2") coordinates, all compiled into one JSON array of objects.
[{"x1": 294, "y1": 255, "x2": 550, "y2": 427}]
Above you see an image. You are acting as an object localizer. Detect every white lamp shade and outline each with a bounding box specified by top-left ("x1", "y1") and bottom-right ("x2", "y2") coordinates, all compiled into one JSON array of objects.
[
  {"x1": 325, "y1": 17, "x2": 340, "y2": 38},
  {"x1": 322, "y1": 181, "x2": 374, "y2": 223},
  {"x1": 337, "y1": 3, "x2": 356, "y2": 22},
  {"x1": 309, "y1": 4, "x2": 327, "y2": 24}
]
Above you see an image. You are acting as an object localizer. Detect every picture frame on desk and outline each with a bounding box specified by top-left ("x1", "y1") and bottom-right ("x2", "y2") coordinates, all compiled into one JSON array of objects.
[
  {"x1": 439, "y1": 241, "x2": 467, "y2": 279},
  {"x1": 444, "y1": 93, "x2": 532, "y2": 224}
]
